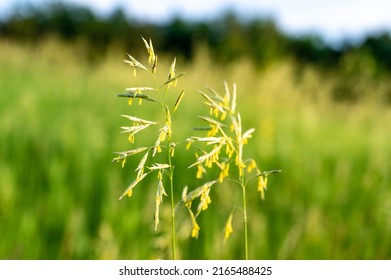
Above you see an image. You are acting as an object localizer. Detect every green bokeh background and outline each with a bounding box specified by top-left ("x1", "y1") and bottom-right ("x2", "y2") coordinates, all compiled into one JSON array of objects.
[{"x1": 1, "y1": 39, "x2": 391, "y2": 259}]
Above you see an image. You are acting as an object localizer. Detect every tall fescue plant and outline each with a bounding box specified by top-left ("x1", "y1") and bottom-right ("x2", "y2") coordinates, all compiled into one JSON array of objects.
[
  {"x1": 113, "y1": 38, "x2": 279, "y2": 259},
  {"x1": 113, "y1": 38, "x2": 184, "y2": 259},
  {"x1": 182, "y1": 82, "x2": 281, "y2": 259}
]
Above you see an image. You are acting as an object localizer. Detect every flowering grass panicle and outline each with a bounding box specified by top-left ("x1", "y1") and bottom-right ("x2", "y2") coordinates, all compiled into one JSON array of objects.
[
  {"x1": 113, "y1": 39, "x2": 279, "y2": 260},
  {"x1": 113, "y1": 38, "x2": 185, "y2": 259},
  {"x1": 183, "y1": 82, "x2": 281, "y2": 259}
]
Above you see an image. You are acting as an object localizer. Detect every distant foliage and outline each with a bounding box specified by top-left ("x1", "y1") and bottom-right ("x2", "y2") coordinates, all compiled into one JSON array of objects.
[
  {"x1": 2, "y1": 1, "x2": 391, "y2": 73},
  {"x1": 2, "y1": 1, "x2": 391, "y2": 106}
]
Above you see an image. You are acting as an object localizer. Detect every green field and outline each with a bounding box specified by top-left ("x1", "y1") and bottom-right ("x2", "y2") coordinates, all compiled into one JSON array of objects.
[{"x1": 1, "y1": 39, "x2": 391, "y2": 259}]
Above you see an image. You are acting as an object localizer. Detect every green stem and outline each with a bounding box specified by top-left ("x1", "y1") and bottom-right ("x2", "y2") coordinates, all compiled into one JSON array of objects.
[
  {"x1": 241, "y1": 180, "x2": 249, "y2": 260},
  {"x1": 168, "y1": 146, "x2": 176, "y2": 260}
]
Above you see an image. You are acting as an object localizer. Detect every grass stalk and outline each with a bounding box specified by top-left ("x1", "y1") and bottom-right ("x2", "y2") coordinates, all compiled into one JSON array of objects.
[
  {"x1": 184, "y1": 82, "x2": 279, "y2": 259},
  {"x1": 168, "y1": 147, "x2": 177, "y2": 260},
  {"x1": 114, "y1": 38, "x2": 185, "y2": 259},
  {"x1": 241, "y1": 181, "x2": 249, "y2": 260}
]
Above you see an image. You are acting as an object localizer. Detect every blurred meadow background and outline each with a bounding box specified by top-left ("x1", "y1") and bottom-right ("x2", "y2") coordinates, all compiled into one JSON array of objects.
[{"x1": 1, "y1": 0, "x2": 391, "y2": 259}]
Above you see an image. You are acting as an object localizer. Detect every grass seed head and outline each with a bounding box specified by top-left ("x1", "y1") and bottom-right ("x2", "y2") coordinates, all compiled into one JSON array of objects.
[
  {"x1": 257, "y1": 175, "x2": 268, "y2": 200},
  {"x1": 224, "y1": 212, "x2": 234, "y2": 242}
]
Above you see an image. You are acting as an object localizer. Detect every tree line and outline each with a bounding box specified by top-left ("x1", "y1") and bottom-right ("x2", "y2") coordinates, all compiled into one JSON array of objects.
[{"x1": 1, "y1": 2, "x2": 391, "y2": 73}]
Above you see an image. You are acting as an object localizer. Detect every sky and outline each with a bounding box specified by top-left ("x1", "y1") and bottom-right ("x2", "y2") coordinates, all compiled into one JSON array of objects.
[{"x1": 1, "y1": 0, "x2": 391, "y2": 46}]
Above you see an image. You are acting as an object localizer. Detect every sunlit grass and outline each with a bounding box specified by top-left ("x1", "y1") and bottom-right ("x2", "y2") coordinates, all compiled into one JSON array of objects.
[{"x1": 1, "y1": 39, "x2": 391, "y2": 259}]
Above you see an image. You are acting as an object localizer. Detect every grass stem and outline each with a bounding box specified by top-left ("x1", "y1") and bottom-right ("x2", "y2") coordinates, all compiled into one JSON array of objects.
[
  {"x1": 168, "y1": 146, "x2": 176, "y2": 260},
  {"x1": 241, "y1": 178, "x2": 249, "y2": 260}
]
